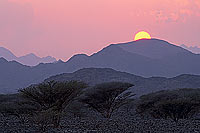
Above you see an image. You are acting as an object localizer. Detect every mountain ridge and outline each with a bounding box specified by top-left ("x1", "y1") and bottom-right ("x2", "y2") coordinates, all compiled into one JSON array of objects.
[
  {"x1": 64, "y1": 39, "x2": 200, "y2": 77},
  {"x1": 114, "y1": 39, "x2": 192, "y2": 59},
  {"x1": 1, "y1": 38, "x2": 200, "y2": 93},
  {"x1": 181, "y1": 44, "x2": 200, "y2": 54},
  {"x1": 0, "y1": 47, "x2": 57, "y2": 66},
  {"x1": 46, "y1": 68, "x2": 200, "y2": 96}
]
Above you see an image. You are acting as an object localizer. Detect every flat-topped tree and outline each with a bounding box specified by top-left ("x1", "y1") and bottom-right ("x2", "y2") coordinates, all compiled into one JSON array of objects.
[
  {"x1": 136, "y1": 89, "x2": 200, "y2": 123},
  {"x1": 19, "y1": 80, "x2": 87, "y2": 129},
  {"x1": 81, "y1": 82, "x2": 135, "y2": 118}
]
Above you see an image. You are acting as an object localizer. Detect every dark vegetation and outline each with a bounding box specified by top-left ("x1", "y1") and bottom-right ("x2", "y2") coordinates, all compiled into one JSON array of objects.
[
  {"x1": 81, "y1": 82, "x2": 135, "y2": 118},
  {"x1": 1, "y1": 81, "x2": 200, "y2": 132},
  {"x1": 0, "y1": 81, "x2": 135, "y2": 132},
  {"x1": 136, "y1": 89, "x2": 200, "y2": 123},
  {"x1": 19, "y1": 81, "x2": 87, "y2": 131}
]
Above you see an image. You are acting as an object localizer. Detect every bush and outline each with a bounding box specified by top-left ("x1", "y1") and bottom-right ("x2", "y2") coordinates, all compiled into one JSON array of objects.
[
  {"x1": 81, "y1": 82, "x2": 135, "y2": 118},
  {"x1": 155, "y1": 99, "x2": 199, "y2": 122},
  {"x1": 19, "y1": 80, "x2": 88, "y2": 128},
  {"x1": 137, "y1": 89, "x2": 200, "y2": 122},
  {"x1": 64, "y1": 100, "x2": 87, "y2": 119},
  {"x1": 0, "y1": 94, "x2": 36, "y2": 123}
]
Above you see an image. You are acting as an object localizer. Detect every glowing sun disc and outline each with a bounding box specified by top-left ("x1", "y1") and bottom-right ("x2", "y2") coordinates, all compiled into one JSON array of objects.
[{"x1": 134, "y1": 31, "x2": 151, "y2": 41}]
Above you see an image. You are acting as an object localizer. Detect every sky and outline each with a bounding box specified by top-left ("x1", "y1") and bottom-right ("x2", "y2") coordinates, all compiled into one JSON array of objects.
[{"x1": 0, "y1": 0, "x2": 200, "y2": 60}]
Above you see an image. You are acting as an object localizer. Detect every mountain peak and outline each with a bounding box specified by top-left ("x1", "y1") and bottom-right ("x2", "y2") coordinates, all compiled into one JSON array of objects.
[
  {"x1": 0, "y1": 57, "x2": 8, "y2": 63},
  {"x1": 0, "y1": 47, "x2": 17, "y2": 61},
  {"x1": 25, "y1": 53, "x2": 37, "y2": 57},
  {"x1": 0, "y1": 46, "x2": 57, "y2": 66},
  {"x1": 67, "y1": 54, "x2": 89, "y2": 63},
  {"x1": 114, "y1": 38, "x2": 191, "y2": 59}
]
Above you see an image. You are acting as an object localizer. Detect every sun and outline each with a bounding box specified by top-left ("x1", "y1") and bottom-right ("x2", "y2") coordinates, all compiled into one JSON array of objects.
[{"x1": 134, "y1": 31, "x2": 151, "y2": 41}]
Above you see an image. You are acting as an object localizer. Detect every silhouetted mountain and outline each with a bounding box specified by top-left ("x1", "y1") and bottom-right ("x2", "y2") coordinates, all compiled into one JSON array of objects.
[
  {"x1": 0, "y1": 47, "x2": 17, "y2": 61},
  {"x1": 181, "y1": 44, "x2": 200, "y2": 54},
  {"x1": 118, "y1": 39, "x2": 191, "y2": 59},
  {"x1": 0, "y1": 47, "x2": 56, "y2": 66},
  {"x1": 46, "y1": 68, "x2": 200, "y2": 96},
  {"x1": 64, "y1": 39, "x2": 200, "y2": 77},
  {"x1": 1, "y1": 38, "x2": 200, "y2": 93},
  {"x1": 65, "y1": 46, "x2": 156, "y2": 76},
  {"x1": 0, "y1": 57, "x2": 67, "y2": 93}
]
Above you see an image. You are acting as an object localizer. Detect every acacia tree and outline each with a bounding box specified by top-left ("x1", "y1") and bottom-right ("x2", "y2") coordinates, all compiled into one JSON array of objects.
[
  {"x1": 136, "y1": 89, "x2": 200, "y2": 123},
  {"x1": 19, "y1": 80, "x2": 87, "y2": 129},
  {"x1": 81, "y1": 82, "x2": 134, "y2": 118},
  {"x1": 155, "y1": 99, "x2": 199, "y2": 123}
]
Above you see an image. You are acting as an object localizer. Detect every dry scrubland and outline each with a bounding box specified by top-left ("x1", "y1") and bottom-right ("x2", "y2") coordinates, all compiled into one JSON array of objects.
[{"x1": 1, "y1": 81, "x2": 200, "y2": 133}]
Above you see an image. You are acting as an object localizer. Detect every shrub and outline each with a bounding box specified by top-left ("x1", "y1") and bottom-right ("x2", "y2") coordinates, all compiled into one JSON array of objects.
[
  {"x1": 0, "y1": 94, "x2": 36, "y2": 123},
  {"x1": 155, "y1": 99, "x2": 199, "y2": 123},
  {"x1": 19, "y1": 80, "x2": 87, "y2": 128},
  {"x1": 81, "y1": 82, "x2": 134, "y2": 118},
  {"x1": 137, "y1": 89, "x2": 200, "y2": 122},
  {"x1": 65, "y1": 100, "x2": 87, "y2": 119}
]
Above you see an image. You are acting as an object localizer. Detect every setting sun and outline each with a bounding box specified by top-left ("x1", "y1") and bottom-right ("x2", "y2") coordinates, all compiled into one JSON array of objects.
[{"x1": 134, "y1": 31, "x2": 151, "y2": 41}]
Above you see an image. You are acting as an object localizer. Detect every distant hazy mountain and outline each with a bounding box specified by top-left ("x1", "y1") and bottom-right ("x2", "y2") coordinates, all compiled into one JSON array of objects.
[
  {"x1": 1, "y1": 38, "x2": 200, "y2": 93},
  {"x1": 0, "y1": 47, "x2": 56, "y2": 66},
  {"x1": 17, "y1": 53, "x2": 57, "y2": 66},
  {"x1": 46, "y1": 68, "x2": 200, "y2": 96},
  {"x1": 0, "y1": 47, "x2": 17, "y2": 61},
  {"x1": 181, "y1": 44, "x2": 200, "y2": 54}
]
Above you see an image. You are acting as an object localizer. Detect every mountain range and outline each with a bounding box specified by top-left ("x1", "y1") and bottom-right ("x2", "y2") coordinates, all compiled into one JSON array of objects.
[
  {"x1": 0, "y1": 47, "x2": 56, "y2": 66},
  {"x1": 1, "y1": 38, "x2": 200, "y2": 93},
  {"x1": 65, "y1": 39, "x2": 200, "y2": 77},
  {"x1": 46, "y1": 68, "x2": 200, "y2": 96},
  {"x1": 181, "y1": 44, "x2": 200, "y2": 54}
]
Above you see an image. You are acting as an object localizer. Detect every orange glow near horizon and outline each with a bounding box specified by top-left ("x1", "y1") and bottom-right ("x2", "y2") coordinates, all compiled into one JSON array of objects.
[{"x1": 134, "y1": 31, "x2": 152, "y2": 41}]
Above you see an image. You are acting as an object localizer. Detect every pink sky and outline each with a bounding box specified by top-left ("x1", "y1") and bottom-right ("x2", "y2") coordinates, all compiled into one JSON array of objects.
[{"x1": 0, "y1": 0, "x2": 200, "y2": 60}]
